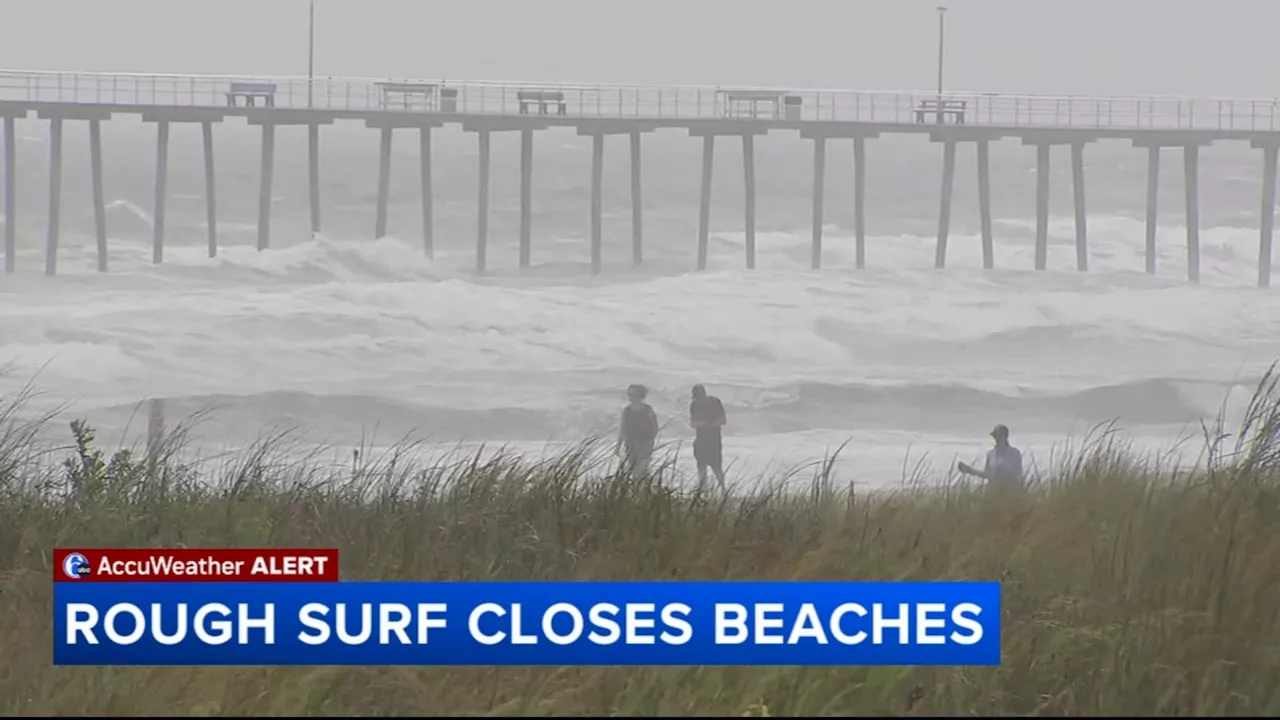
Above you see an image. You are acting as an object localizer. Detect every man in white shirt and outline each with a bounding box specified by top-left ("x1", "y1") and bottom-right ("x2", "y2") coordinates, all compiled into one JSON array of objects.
[{"x1": 958, "y1": 424, "x2": 1025, "y2": 487}]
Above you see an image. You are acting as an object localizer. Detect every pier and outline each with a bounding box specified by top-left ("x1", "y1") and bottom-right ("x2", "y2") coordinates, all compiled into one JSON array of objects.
[{"x1": 1, "y1": 70, "x2": 1279, "y2": 286}]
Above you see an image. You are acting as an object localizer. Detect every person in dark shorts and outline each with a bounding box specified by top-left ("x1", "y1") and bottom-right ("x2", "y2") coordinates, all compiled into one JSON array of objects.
[
  {"x1": 689, "y1": 384, "x2": 727, "y2": 491},
  {"x1": 615, "y1": 384, "x2": 659, "y2": 478}
]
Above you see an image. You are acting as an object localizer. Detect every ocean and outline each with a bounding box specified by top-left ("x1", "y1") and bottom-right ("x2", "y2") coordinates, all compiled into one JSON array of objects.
[{"x1": 2, "y1": 115, "x2": 1279, "y2": 488}]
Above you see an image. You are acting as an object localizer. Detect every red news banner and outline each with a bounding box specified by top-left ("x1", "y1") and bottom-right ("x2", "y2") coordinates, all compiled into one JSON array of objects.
[{"x1": 53, "y1": 548, "x2": 339, "y2": 582}]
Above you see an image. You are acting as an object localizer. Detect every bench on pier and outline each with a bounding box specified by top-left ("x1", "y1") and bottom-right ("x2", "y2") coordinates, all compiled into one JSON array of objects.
[
  {"x1": 915, "y1": 98, "x2": 967, "y2": 124},
  {"x1": 226, "y1": 81, "x2": 277, "y2": 108},
  {"x1": 376, "y1": 81, "x2": 439, "y2": 110},
  {"x1": 517, "y1": 90, "x2": 567, "y2": 115},
  {"x1": 718, "y1": 89, "x2": 789, "y2": 119}
]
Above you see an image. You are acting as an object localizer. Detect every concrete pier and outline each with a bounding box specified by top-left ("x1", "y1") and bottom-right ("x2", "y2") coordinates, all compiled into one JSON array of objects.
[
  {"x1": 45, "y1": 117, "x2": 62, "y2": 275},
  {"x1": 976, "y1": 139, "x2": 993, "y2": 270},
  {"x1": 519, "y1": 129, "x2": 533, "y2": 267},
  {"x1": 258, "y1": 123, "x2": 276, "y2": 251},
  {"x1": 696, "y1": 133, "x2": 714, "y2": 271},
  {"x1": 152, "y1": 120, "x2": 169, "y2": 265},
  {"x1": 743, "y1": 134, "x2": 757, "y2": 270},
  {"x1": 89, "y1": 119, "x2": 108, "y2": 272},
  {"x1": 0, "y1": 69, "x2": 1277, "y2": 286},
  {"x1": 1071, "y1": 142, "x2": 1088, "y2": 272},
  {"x1": 1034, "y1": 143, "x2": 1050, "y2": 271},
  {"x1": 630, "y1": 132, "x2": 643, "y2": 266},
  {"x1": 935, "y1": 140, "x2": 956, "y2": 269},
  {"x1": 811, "y1": 137, "x2": 826, "y2": 270},
  {"x1": 1183, "y1": 144, "x2": 1201, "y2": 284},
  {"x1": 1257, "y1": 140, "x2": 1278, "y2": 289},
  {"x1": 202, "y1": 120, "x2": 217, "y2": 257},
  {"x1": 476, "y1": 130, "x2": 491, "y2": 275}
]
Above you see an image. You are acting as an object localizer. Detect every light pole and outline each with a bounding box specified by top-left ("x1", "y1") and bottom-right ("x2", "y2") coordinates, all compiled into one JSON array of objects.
[
  {"x1": 307, "y1": 0, "x2": 317, "y2": 108},
  {"x1": 936, "y1": 6, "x2": 947, "y2": 96}
]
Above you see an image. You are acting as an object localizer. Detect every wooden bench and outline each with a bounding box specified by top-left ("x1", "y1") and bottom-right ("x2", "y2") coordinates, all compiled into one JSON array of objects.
[
  {"x1": 517, "y1": 90, "x2": 567, "y2": 115},
  {"x1": 226, "y1": 81, "x2": 277, "y2": 108},
  {"x1": 718, "y1": 89, "x2": 788, "y2": 119},
  {"x1": 376, "y1": 81, "x2": 439, "y2": 110},
  {"x1": 915, "y1": 98, "x2": 967, "y2": 124}
]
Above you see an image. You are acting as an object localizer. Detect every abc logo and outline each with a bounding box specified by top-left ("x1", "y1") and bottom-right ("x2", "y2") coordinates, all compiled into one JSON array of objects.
[{"x1": 62, "y1": 552, "x2": 91, "y2": 580}]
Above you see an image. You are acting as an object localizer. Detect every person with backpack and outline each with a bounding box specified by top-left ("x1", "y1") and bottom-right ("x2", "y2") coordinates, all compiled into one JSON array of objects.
[{"x1": 615, "y1": 384, "x2": 659, "y2": 478}]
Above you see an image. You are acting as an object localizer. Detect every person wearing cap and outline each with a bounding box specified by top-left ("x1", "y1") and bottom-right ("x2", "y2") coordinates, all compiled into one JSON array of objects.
[
  {"x1": 689, "y1": 384, "x2": 727, "y2": 492},
  {"x1": 616, "y1": 384, "x2": 659, "y2": 479},
  {"x1": 958, "y1": 424, "x2": 1024, "y2": 487}
]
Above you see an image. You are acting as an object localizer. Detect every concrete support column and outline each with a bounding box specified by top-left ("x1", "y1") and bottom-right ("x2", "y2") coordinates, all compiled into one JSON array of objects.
[
  {"x1": 375, "y1": 126, "x2": 392, "y2": 239},
  {"x1": 811, "y1": 136, "x2": 826, "y2": 270},
  {"x1": 153, "y1": 120, "x2": 170, "y2": 265},
  {"x1": 630, "y1": 131, "x2": 643, "y2": 266},
  {"x1": 257, "y1": 123, "x2": 275, "y2": 251},
  {"x1": 1071, "y1": 142, "x2": 1088, "y2": 272},
  {"x1": 476, "y1": 130, "x2": 491, "y2": 275},
  {"x1": 935, "y1": 140, "x2": 957, "y2": 269},
  {"x1": 1145, "y1": 145, "x2": 1160, "y2": 274},
  {"x1": 308, "y1": 123, "x2": 321, "y2": 237},
  {"x1": 89, "y1": 118, "x2": 108, "y2": 272},
  {"x1": 590, "y1": 133, "x2": 604, "y2": 274},
  {"x1": 743, "y1": 134, "x2": 757, "y2": 270},
  {"x1": 3, "y1": 116, "x2": 14, "y2": 273},
  {"x1": 696, "y1": 134, "x2": 714, "y2": 271},
  {"x1": 45, "y1": 117, "x2": 63, "y2": 276},
  {"x1": 854, "y1": 136, "x2": 867, "y2": 270},
  {"x1": 202, "y1": 120, "x2": 217, "y2": 258},
  {"x1": 1183, "y1": 144, "x2": 1201, "y2": 284},
  {"x1": 1035, "y1": 143, "x2": 1050, "y2": 270},
  {"x1": 976, "y1": 139, "x2": 993, "y2": 270},
  {"x1": 419, "y1": 126, "x2": 434, "y2": 259},
  {"x1": 1259, "y1": 144, "x2": 1277, "y2": 289},
  {"x1": 519, "y1": 129, "x2": 533, "y2": 268}
]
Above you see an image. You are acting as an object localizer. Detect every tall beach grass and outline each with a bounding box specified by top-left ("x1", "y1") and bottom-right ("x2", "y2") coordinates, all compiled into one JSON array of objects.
[{"x1": 0, "y1": 369, "x2": 1279, "y2": 716}]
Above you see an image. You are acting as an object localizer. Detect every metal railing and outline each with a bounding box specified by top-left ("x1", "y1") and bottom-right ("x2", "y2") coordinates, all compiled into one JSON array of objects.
[{"x1": 1, "y1": 69, "x2": 1279, "y2": 132}]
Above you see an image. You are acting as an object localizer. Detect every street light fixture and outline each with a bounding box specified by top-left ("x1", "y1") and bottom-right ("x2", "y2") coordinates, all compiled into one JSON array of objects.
[{"x1": 936, "y1": 6, "x2": 947, "y2": 96}]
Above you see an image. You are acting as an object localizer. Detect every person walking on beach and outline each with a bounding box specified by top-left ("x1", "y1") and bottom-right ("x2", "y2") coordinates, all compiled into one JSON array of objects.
[
  {"x1": 958, "y1": 423, "x2": 1025, "y2": 488},
  {"x1": 690, "y1": 384, "x2": 727, "y2": 492},
  {"x1": 616, "y1": 384, "x2": 659, "y2": 479}
]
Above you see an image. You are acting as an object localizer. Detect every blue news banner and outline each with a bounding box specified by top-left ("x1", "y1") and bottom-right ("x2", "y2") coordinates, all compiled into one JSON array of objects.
[{"x1": 54, "y1": 581, "x2": 1001, "y2": 666}]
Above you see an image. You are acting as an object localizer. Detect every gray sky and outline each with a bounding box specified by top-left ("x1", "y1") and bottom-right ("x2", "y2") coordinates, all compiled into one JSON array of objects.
[{"x1": 2, "y1": 0, "x2": 1279, "y2": 97}]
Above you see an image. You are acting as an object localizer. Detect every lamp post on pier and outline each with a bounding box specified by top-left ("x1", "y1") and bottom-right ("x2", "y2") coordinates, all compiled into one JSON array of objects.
[
  {"x1": 307, "y1": 0, "x2": 317, "y2": 107},
  {"x1": 936, "y1": 6, "x2": 948, "y2": 96}
]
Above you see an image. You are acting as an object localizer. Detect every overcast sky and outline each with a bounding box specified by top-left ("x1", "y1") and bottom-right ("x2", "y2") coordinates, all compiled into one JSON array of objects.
[{"x1": 2, "y1": 0, "x2": 1278, "y2": 97}]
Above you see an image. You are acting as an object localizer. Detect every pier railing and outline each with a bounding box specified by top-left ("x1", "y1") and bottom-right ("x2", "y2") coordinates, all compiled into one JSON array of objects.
[{"x1": 2, "y1": 70, "x2": 1280, "y2": 132}]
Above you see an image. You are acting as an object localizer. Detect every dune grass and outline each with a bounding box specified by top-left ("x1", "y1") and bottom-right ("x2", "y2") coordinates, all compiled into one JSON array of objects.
[{"x1": 0, "y1": 371, "x2": 1279, "y2": 717}]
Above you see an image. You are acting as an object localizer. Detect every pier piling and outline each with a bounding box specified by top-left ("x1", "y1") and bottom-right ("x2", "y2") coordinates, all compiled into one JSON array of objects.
[
  {"x1": 590, "y1": 133, "x2": 604, "y2": 274},
  {"x1": 308, "y1": 123, "x2": 321, "y2": 237},
  {"x1": 630, "y1": 131, "x2": 643, "y2": 266},
  {"x1": 1145, "y1": 145, "x2": 1160, "y2": 274},
  {"x1": 44, "y1": 117, "x2": 62, "y2": 275},
  {"x1": 1183, "y1": 144, "x2": 1201, "y2": 283},
  {"x1": 202, "y1": 120, "x2": 217, "y2": 257},
  {"x1": 3, "y1": 116, "x2": 14, "y2": 273},
  {"x1": 935, "y1": 140, "x2": 956, "y2": 269},
  {"x1": 854, "y1": 136, "x2": 868, "y2": 270},
  {"x1": 375, "y1": 126, "x2": 392, "y2": 239},
  {"x1": 697, "y1": 134, "x2": 714, "y2": 271},
  {"x1": 743, "y1": 134, "x2": 757, "y2": 270},
  {"x1": 1071, "y1": 142, "x2": 1088, "y2": 272},
  {"x1": 519, "y1": 129, "x2": 533, "y2": 267},
  {"x1": 1034, "y1": 143, "x2": 1050, "y2": 270},
  {"x1": 811, "y1": 137, "x2": 827, "y2": 270},
  {"x1": 976, "y1": 139, "x2": 993, "y2": 270},
  {"x1": 257, "y1": 123, "x2": 275, "y2": 251},
  {"x1": 89, "y1": 118, "x2": 108, "y2": 272},
  {"x1": 1259, "y1": 143, "x2": 1277, "y2": 288},
  {"x1": 152, "y1": 120, "x2": 170, "y2": 265},
  {"x1": 476, "y1": 130, "x2": 491, "y2": 275},
  {"x1": 420, "y1": 126, "x2": 434, "y2": 258}
]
